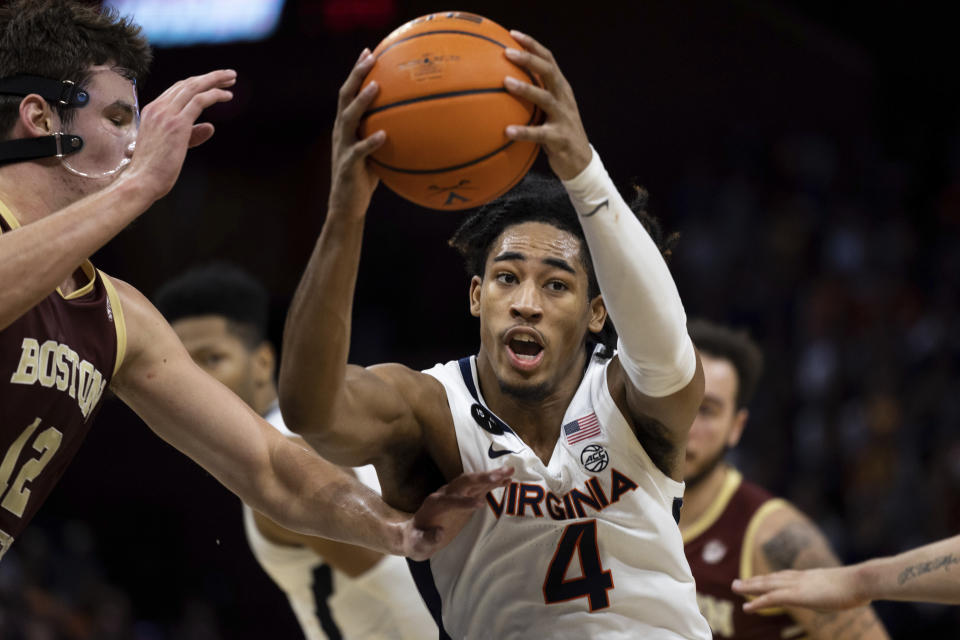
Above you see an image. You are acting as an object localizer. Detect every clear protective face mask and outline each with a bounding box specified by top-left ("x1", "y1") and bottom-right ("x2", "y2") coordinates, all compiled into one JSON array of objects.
[{"x1": 58, "y1": 69, "x2": 140, "y2": 179}]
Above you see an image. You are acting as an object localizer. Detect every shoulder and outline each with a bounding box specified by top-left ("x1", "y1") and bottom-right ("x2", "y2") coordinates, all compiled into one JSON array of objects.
[{"x1": 747, "y1": 498, "x2": 840, "y2": 576}]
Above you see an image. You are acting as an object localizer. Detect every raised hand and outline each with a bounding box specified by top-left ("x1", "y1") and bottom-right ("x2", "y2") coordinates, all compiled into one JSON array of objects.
[
  {"x1": 120, "y1": 69, "x2": 236, "y2": 201},
  {"x1": 401, "y1": 467, "x2": 514, "y2": 561},
  {"x1": 329, "y1": 49, "x2": 386, "y2": 219},
  {"x1": 502, "y1": 31, "x2": 592, "y2": 181},
  {"x1": 733, "y1": 567, "x2": 870, "y2": 613}
]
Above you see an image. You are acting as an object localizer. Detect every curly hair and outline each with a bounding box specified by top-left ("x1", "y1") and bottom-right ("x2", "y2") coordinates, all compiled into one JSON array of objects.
[
  {"x1": 448, "y1": 173, "x2": 679, "y2": 353},
  {"x1": 0, "y1": 0, "x2": 152, "y2": 139}
]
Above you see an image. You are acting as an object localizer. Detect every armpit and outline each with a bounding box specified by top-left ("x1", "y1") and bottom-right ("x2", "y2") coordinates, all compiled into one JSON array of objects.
[{"x1": 632, "y1": 414, "x2": 680, "y2": 477}]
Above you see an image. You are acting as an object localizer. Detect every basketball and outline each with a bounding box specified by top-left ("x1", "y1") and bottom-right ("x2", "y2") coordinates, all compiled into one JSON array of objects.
[{"x1": 359, "y1": 11, "x2": 542, "y2": 211}]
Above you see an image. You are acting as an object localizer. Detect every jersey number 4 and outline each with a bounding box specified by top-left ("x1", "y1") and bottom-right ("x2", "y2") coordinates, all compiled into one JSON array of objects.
[{"x1": 543, "y1": 520, "x2": 614, "y2": 612}]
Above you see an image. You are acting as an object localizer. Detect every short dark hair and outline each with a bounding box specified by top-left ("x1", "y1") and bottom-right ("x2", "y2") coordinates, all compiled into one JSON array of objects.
[
  {"x1": 688, "y1": 318, "x2": 764, "y2": 409},
  {"x1": 448, "y1": 172, "x2": 678, "y2": 353},
  {"x1": 154, "y1": 264, "x2": 270, "y2": 349},
  {"x1": 0, "y1": 0, "x2": 152, "y2": 139}
]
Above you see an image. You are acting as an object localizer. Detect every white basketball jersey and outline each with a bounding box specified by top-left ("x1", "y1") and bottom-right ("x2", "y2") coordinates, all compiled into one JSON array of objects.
[
  {"x1": 416, "y1": 352, "x2": 711, "y2": 640},
  {"x1": 243, "y1": 406, "x2": 436, "y2": 640}
]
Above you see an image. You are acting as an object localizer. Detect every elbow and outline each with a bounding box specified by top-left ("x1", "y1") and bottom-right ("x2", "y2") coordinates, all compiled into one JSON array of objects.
[{"x1": 277, "y1": 388, "x2": 313, "y2": 436}]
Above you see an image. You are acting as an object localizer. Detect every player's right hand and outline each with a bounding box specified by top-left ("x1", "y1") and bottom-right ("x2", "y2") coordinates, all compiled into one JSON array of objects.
[
  {"x1": 733, "y1": 567, "x2": 870, "y2": 613},
  {"x1": 328, "y1": 49, "x2": 385, "y2": 220},
  {"x1": 401, "y1": 467, "x2": 514, "y2": 561},
  {"x1": 118, "y1": 69, "x2": 236, "y2": 203}
]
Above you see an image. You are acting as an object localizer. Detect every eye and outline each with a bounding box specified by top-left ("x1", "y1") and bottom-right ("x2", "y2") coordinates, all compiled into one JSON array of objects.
[
  {"x1": 495, "y1": 272, "x2": 517, "y2": 285},
  {"x1": 545, "y1": 280, "x2": 568, "y2": 292}
]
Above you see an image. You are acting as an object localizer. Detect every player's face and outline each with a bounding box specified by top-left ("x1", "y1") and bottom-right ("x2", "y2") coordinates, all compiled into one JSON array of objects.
[
  {"x1": 171, "y1": 315, "x2": 260, "y2": 407},
  {"x1": 471, "y1": 222, "x2": 605, "y2": 400},
  {"x1": 683, "y1": 354, "x2": 747, "y2": 482}
]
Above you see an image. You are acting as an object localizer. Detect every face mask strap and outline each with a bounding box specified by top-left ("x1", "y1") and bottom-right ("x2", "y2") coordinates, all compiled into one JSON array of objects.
[
  {"x1": 0, "y1": 75, "x2": 90, "y2": 107},
  {"x1": 0, "y1": 134, "x2": 84, "y2": 166},
  {"x1": 0, "y1": 75, "x2": 89, "y2": 167}
]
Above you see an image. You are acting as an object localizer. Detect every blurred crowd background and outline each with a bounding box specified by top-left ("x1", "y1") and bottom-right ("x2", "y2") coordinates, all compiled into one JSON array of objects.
[{"x1": 1, "y1": 0, "x2": 958, "y2": 637}]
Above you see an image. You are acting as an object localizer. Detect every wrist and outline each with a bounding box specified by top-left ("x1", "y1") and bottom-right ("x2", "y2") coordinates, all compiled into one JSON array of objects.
[{"x1": 851, "y1": 560, "x2": 881, "y2": 604}]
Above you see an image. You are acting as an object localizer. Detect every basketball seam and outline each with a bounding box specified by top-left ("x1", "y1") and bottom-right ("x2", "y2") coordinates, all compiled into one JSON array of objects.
[
  {"x1": 364, "y1": 87, "x2": 510, "y2": 117},
  {"x1": 376, "y1": 29, "x2": 508, "y2": 58},
  {"x1": 369, "y1": 103, "x2": 541, "y2": 175}
]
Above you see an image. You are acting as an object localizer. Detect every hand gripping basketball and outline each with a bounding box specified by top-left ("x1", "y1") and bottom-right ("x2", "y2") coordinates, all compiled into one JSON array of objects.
[
  {"x1": 502, "y1": 31, "x2": 593, "y2": 181},
  {"x1": 329, "y1": 48, "x2": 387, "y2": 220}
]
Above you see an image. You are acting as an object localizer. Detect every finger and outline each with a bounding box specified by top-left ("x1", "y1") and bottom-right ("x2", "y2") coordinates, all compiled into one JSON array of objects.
[
  {"x1": 509, "y1": 30, "x2": 557, "y2": 65},
  {"x1": 338, "y1": 49, "x2": 376, "y2": 112},
  {"x1": 505, "y1": 123, "x2": 556, "y2": 145},
  {"x1": 503, "y1": 76, "x2": 556, "y2": 113},
  {"x1": 731, "y1": 577, "x2": 770, "y2": 594},
  {"x1": 342, "y1": 129, "x2": 385, "y2": 166},
  {"x1": 504, "y1": 47, "x2": 557, "y2": 88},
  {"x1": 169, "y1": 69, "x2": 237, "y2": 112},
  {"x1": 340, "y1": 80, "x2": 380, "y2": 130},
  {"x1": 444, "y1": 467, "x2": 515, "y2": 496},
  {"x1": 429, "y1": 495, "x2": 484, "y2": 511},
  {"x1": 187, "y1": 122, "x2": 215, "y2": 148},
  {"x1": 183, "y1": 88, "x2": 234, "y2": 121},
  {"x1": 742, "y1": 592, "x2": 781, "y2": 612}
]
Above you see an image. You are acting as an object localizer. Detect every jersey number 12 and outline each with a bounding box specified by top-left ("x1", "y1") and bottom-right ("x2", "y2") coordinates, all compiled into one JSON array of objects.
[{"x1": 543, "y1": 520, "x2": 614, "y2": 611}]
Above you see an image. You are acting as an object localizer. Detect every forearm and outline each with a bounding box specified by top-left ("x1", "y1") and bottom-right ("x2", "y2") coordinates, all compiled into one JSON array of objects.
[
  {"x1": 278, "y1": 208, "x2": 366, "y2": 433},
  {"x1": 0, "y1": 176, "x2": 152, "y2": 329},
  {"x1": 258, "y1": 440, "x2": 408, "y2": 555},
  {"x1": 561, "y1": 148, "x2": 695, "y2": 397},
  {"x1": 856, "y1": 535, "x2": 960, "y2": 605}
]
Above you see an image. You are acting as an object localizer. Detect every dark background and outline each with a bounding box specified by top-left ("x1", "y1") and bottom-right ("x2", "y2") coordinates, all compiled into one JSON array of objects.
[{"x1": 2, "y1": 0, "x2": 959, "y2": 637}]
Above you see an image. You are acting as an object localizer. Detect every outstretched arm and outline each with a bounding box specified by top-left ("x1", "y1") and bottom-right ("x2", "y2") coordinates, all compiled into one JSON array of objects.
[
  {"x1": 110, "y1": 276, "x2": 509, "y2": 559},
  {"x1": 743, "y1": 502, "x2": 889, "y2": 639},
  {"x1": 502, "y1": 32, "x2": 702, "y2": 476},
  {"x1": 735, "y1": 534, "x2": 960, "y2": 610},
  {"x1": 0, "y1": 70, "x2": 235, "y2": 330}
]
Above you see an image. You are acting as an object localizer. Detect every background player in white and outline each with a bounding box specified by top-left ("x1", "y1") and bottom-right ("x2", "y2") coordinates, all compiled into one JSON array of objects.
[
  {"x1": 0, "y1": 0, "x2": 507, "y2": 566},
  {"x1": 279, "y1": 29, "x2": 711, "y2": 639},
  {"x1": 155, "y1": 264, "x2": 436, "y2": 640}
]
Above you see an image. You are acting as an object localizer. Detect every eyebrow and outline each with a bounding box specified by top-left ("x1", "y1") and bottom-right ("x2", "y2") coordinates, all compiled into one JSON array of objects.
[
  {"x1": 492, "y1": 251, "x2": 577, "y2": 275},
  {"x1": 106, "y1": 100, "x2": 136, "y2": 116}
]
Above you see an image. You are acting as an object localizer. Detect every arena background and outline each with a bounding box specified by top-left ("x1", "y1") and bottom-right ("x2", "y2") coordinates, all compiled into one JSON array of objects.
[{"x1": 2, "y1": 0, "x2": 958, "y2": 637}]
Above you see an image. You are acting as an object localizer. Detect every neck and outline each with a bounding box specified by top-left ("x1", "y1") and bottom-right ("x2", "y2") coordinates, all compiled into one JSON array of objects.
[
  {"x1": 678, "y1": 462, "x2": 732, "y2": 533},
  {"x1": 0, "y1": 162, "x2": 70, "y2": 225},
  {"x1": 475, "y1": 347, "x2": 587, "y2": 463}
]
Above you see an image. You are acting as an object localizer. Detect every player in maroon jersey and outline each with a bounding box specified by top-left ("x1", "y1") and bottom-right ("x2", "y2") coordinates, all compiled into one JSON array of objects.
[
  {"x1": 680, "y1": 319, "x2": 889, "y2": 639},
  {"x1": 0, "y1": 0, "x2": 509, "y2": 564}
]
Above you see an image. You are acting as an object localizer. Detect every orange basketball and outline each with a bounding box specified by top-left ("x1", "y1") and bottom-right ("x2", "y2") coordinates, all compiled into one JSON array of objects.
[{"x1": 359, "y1": 11, "x2": 542, "y2": 211}]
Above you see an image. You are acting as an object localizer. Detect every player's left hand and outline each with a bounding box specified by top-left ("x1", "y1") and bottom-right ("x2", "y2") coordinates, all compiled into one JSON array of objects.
[
  {"x1": 501, "y1": 31, "x2": 592, "y2": 181},
  {"x1": 401, "y1": 467, "x2": 513, "y2": 561},
  {"x1": 732, "y1": 567, "x2": 871, "y2": 613}
]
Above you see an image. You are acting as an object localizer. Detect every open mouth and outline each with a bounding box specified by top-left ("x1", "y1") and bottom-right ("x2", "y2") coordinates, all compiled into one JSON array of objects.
[{"x1": 505, "y1": 330, "x2": 545, "y2": 370}]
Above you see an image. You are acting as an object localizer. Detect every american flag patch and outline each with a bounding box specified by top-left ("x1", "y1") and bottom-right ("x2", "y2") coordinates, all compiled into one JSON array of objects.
[{"x1": 563, "y1": 413, "x2": 601, "y2": 444}]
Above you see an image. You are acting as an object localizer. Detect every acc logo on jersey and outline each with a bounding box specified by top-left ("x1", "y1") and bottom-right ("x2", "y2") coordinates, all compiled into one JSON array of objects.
[
  {"x1": 702, "y1": 539, "x2": 727, "y2": 564},
  {"x1": 471, "y1": 403, "x2": 504, "y2": 435},
  {"x1": 580, "y1": 444, "x2": 609, "y2": 472}
]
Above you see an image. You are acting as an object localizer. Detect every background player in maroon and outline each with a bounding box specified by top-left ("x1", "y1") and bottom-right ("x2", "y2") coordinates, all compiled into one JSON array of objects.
[
  {"x1": 0, "y1": 0, "x2": 507, "y2": 564},
  {"x1": 680, "y1": 319, "x2": 888, "y2": 639}
]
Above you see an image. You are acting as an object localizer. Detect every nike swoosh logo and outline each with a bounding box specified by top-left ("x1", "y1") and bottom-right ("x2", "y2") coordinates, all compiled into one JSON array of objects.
[
  {"x1": 580, "y1": 199, "x2": 609, "y2": 218},
  {"x1": 488, "y1": 444, "x2": 514, "y2": 459}
]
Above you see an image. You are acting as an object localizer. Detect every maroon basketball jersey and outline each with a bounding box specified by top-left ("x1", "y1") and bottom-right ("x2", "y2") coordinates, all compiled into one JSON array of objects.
[
  {"x1": 0, "y1": 203, "x2": 125, "y2": 561},
  {"x1": 683, "y1": 468, "x2": 804, "y2": 639}
]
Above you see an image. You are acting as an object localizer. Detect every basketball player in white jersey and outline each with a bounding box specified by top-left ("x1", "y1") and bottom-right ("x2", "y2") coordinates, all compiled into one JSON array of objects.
[
  {"x1": 155, "y1": 265, "x2": 436, "y2": 640},
  {"x1": 279, "y1": 29, "x2": 711, "y2": 639}
]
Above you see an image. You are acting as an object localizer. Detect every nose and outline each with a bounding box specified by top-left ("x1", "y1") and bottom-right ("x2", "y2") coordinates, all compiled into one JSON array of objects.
[{"x1": 510, "y1": 281, "x2": 543, "y2": 322}]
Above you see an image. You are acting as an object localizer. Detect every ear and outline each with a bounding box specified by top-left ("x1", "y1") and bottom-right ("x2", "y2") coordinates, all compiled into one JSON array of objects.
[
  {"x1": 727, "y1": 408, "x2": 748, "y2": 447},
  {"x1": 588, "y1": 294, "x2": 607, "y2": 334},
  {"x1": 17, "y1": 95, "x2": 56, "y2": 137},
  {"x1": 469, "y1": 275, "x2": 483, "y2": 318},
  {"x1": 252, "y1": 341, "x2": 276, "y2": 387}
]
